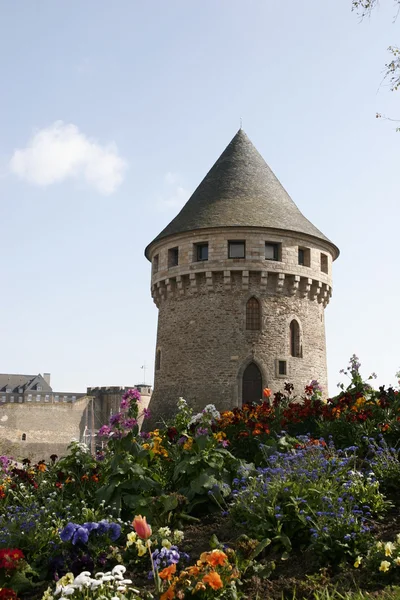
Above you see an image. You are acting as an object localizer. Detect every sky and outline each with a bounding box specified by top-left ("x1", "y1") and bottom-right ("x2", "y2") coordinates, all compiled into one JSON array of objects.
[{"x1": 0, "y1": 0, "x2": 399, "y2": 396}]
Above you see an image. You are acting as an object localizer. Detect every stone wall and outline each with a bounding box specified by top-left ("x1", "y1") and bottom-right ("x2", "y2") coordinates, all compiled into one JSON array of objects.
[
  {"x1": 147, "y1": 227, "x2": 336, "y2": 424},
  {"x1": 0, "y1": 397, "x2": 90, "y2": 461}
]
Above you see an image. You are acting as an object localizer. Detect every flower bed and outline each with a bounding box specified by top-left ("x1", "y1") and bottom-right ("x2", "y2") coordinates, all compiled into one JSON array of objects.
[{"x1": 1, "y1": 357, "x2": 400, "y2": 599}]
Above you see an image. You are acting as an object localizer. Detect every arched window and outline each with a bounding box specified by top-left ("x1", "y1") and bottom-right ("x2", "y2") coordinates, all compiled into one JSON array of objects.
[
  {"x1": 246, "y1": 297, "x2": 260, "y2": 330},
  {"x1": 155, "y1": 349, "x2": 161, "y2": 371},
  {"x1": 290, "y1": 320, "x2": 302, "y2": 357},
  {"x1": 21, "y1": 433, "x2": 26, "y2": 441}
]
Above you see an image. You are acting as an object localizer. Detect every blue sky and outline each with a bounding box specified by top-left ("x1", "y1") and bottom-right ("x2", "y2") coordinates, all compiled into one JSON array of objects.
[{"x1": 0, "y1": 1, "x2": 398, "y2": 395}]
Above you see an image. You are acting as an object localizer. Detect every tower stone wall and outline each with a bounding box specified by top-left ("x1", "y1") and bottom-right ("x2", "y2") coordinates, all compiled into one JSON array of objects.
[{"x1": 148, "y1": 227, "x2": 334, "y2": 421}]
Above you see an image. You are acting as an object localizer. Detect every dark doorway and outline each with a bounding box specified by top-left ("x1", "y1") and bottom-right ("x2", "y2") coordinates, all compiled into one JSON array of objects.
[{"x1": 242, "y1": 362, "x2": 263, "y2": 404}]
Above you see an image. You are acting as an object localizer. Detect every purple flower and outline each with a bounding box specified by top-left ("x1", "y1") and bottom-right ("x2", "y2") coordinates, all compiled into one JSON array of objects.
[
  {"x1": 109, "y1": 523, "x2": 121, "y2": 541},
  {"x1": 110, "y1": 413, "x2": 123, "y2": 426},
  {"x1": 120, "y1": 398, "x2": 130, "y2": 410},
  {"x1": 98, "y1": 425, "x2": 112, "y2": 437},
  {"x1": 196, "y1": 427, "x2": 209, "y2": 436},
  {"x1": 72, "y1": 526, "x2": 89, "y2": 545},
  {"x1": 83, "y1": 522, "x2": 99, "y2": 533},
  {"x1": 177, "y1": 436, "x2": 187, "y2": 445},
  {"x1": 143, "y1": 408, "x2": 151, "y2": 419},
  {"x1": 97, "y1": 520, "x2": 110, "y2": 535},
  {"x1": 140, "y1": 431, "x2": 151, "y2": 439},
  {"x1": 123, "y1": 418, "x2": 138, "y2": 429},
  {"x1": 60, "y1": 522, "x2": 77, "y2": 542}
]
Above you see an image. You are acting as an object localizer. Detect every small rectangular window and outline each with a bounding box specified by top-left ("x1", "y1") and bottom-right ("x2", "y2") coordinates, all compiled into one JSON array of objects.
[
  {"x1": 194, "y1": 243, "x2": 208, "y2": 262},
  {"x1": 153, "y1": 254, "x2": 159, "y2": 273},
  {"x1": 321, "y1": 253, "x2": 328, "y2": 274},
  {"x1": 18, "y1": 397, "x2": 23, "y2": 403},
  {"x1": 72, "y1": 395, "x2": 76, "y2": 401},
  {"x1": 228, "y1": 241, "x2": 245, "y2": 259},
  {"x1": 1, "y1": 396, "x2": 5, "y2": 403},
  {"x1": 6, "y1": 387, "x2": 11, "y2": 393},
  {"x1": 63, "y1": 395, "x2": 68, "y2": 402},
  {"x1": 265, "y1": 242, "x2": 280, "y2": 261},
  {"x1": 36, "y1": 394, "x2": 41, "y2": 401},
  {"x1": 298, "y1": 247, "x2": 310, "y2": 267},
  {"x1": 10, "y1": 396, "x2": 14, "y2": 402},
  {"x1": 54, "y1": 395, "x2": 59, "y2": 402},
  {"x1": 45, "y1": 395, "x2": 50, "y2": 402},
  {"x1": 278, "y1": 360, "x2": 287, "y2": 376},
  {"x1": 37, "y1": 385, "x2": 42, "y2": 391},
  {"x1": 18, "y1": 388, "x2": 23, "y2": 394},
  {"x1": 168, "y1": 247, "x2": 179, "y2": 268},
  {"x1": 27, "y1": 394, "x2": 32, "y2": 401}
]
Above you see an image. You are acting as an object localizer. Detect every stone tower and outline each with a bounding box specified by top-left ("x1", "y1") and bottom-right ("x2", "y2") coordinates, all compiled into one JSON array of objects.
[{"x1": 145, "y1": 130, "x2": 339, "y2": 421}]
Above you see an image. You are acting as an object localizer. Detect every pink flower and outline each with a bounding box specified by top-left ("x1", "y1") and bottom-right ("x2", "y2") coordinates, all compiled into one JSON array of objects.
[
  {"x1": 132, "y1": 515, "x2": 152, "y2": 540},
  {"x1": 98, "y1": 425, "x2": 112, "y2": 437}
]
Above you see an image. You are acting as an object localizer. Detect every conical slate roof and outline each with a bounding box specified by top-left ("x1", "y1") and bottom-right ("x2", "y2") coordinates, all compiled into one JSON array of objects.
[{"x1": 146, "y1": 130, "x2": 338, "y2": 258}]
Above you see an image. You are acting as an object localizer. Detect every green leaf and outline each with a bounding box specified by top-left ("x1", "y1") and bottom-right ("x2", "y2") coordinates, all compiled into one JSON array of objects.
[
  {"x1": 209, "y1": 534, "x2": 221, "y2": 549},
  {"x1": 249, "y1": 537, "x2": 272, "y2": 560}
]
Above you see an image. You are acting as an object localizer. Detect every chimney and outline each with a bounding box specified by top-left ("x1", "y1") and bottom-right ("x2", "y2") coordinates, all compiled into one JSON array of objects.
[{"x1": 43, "y1": 373, "x2": 51, "y2": 386}]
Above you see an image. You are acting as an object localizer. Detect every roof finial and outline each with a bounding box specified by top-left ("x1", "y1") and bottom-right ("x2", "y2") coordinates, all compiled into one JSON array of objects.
[{"x1": 240, "y1": 116, "x2": 243, "y2": 130}]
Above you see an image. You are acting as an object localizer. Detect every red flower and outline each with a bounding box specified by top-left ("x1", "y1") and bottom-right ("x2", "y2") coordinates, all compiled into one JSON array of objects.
[
  {"x1": 0, "y1": 548, "x2": 24, "y2": 570},
  {"x1": 0, "y1": 588, "x2": 19, "y2": 599}
]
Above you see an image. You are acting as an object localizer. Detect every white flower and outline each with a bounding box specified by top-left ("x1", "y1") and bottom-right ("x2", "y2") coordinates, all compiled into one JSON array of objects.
[
  {"x1": 90, "y1": 580, "x2": 103, "y2": 590},
  {"x1": 112, "y1": 565, "x2": 126, "y2": 577},
  {"x1": 173, "y1": 530, "x2": 184, "y2": 543},
  {"x1": 158, "y1": 526, "x2": 172, "y2": 538},
  {"x1": 58, "y1": 586, "x2": 75, "y2": 596}
]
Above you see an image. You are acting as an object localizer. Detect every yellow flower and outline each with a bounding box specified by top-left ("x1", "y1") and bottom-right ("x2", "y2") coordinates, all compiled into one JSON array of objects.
[
  {"x1": 379, "y1": 561, "x2": 391, "y2": 573},
  {"x1": 162, "y1": 539, "x2": 172, "y2": 549},
  {"x1": 376, "y1": 542, "x2": 383, "y2": 550},
  {"x1": 183, "y1": 438, "x2": 193, "y2": 451},
  {"x1": 136, "y1": 539, "x2": 148, "y2": 556},
  {"x1": 126, "y1": 531, "x2": 137, "y2": 548},
  {"x1": 385, "y1": 542, "x2": 396, "y2": 557},
  {"x1": 395, "y1": 557, "x2": 400, "y2": 566},
  {"x1": 354, "y1": 556, "x2": 362, "y2": 568}
]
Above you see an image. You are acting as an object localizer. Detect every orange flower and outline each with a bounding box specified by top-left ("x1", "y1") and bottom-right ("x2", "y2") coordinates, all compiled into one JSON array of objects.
[
  {"x1": 159, "y1": 563, "x2": 176, "y2": 581},
  {"x1": 81, "y1": 474, "x2": 89, "y2": 481},
  {"x1": 187, "y1": 565, "x2": 200, "y2": 576},
  {"x1": 160, "y1": 586, "x2": 175, "y2": 600},
  {"x1": 91, "y1": 474, "x2": 99, "y2": 482},
  {"x1": 37, "y1": 463, "x2": 46, "y2": 472},
  {"x1": 263, "y1": 388, "x2": 272, "y2": 398},
  {"x1": 204, "y1": 550, "x2": 228, "y2": 567},
  {"x1": 132, "y1": 515, "x2": 152, "y2": 540},
  {"x1": 203, "y1": 571, "x2": 223, "y2": 590}
]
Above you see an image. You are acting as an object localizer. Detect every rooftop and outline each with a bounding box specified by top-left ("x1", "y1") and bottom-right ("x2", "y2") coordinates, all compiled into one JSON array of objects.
[{"x1": 145, "y1": 129, "x2": 338, "y2": 258}]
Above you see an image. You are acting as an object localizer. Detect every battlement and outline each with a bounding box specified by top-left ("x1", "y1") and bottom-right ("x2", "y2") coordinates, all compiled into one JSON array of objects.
[{"x1": 151, "y1": 269, "x2": 332, "y2": 308}]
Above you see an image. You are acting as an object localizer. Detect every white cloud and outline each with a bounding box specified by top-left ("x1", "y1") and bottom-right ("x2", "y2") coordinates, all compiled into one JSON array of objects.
[
  {"x1": 157, "y1": 172, "x2": 190, "y2": 211},
  {"x1": 9, "y1": 121, "x2": 127, "y2": 195}
]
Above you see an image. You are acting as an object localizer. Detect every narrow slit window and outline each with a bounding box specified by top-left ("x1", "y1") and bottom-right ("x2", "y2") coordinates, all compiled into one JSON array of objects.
[
  {"x1": 153, "y1": 254, "x2": 159, "y2": 273},
  {"x1": 321, "y1": 253, "x2": 328, "y2": 274},
  {"x1": 156, "y1": 349, "x2": 161, "y2": 371},
  {"x1": 246, "y1": 297, "x2": 261, "y2": 330},
  {"x1": 278, "y1": 360, "x2": 287, "y2": 376},
  {"x1": 290, "y1": 320, "x2": 302, "y2": 357},
  {"x1": 168, "y1": 247, "x2": 179, "y2": 268}
]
